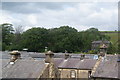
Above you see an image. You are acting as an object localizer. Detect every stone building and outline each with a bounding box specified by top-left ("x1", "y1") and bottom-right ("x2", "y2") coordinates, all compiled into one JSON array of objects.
[
  {"x1": 91, "y1": 40, "x2": 110, "y2": 50},
  {"x1": 1, "y1": 51, "x2": 120, "y2": 80},
  {"x1": 58, "y1": 58, "x2": 97, "y2": 79},
  {"x1": 1, "y1": 51, "x2": 60, "y2": 80},
  {"x1": 54, "y1": 54, "x2": 97, "y2": 79},
  {"x1": 91, "y1": 55, "x2": 119, "y2": 80}
]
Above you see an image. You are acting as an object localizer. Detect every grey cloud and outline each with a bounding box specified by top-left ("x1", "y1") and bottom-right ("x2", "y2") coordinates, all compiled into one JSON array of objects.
[
  {"x1": 1, "y1": 2, "x2": 118, "y2": 31},
  {"x1": 2, "y1": 2, "x2": 77, "y2": 14}
]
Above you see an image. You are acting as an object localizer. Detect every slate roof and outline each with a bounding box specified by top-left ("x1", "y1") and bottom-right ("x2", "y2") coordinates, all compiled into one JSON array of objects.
[
  {"x1": 20, "y1": 51, "x2": 30, "y2": 59},
  {"x1": 29, "y1": 53, "x2": 66, "y2": 58},
  {"x1": 92, "y1": 57, "x2": 119, "y2": 79},
  {"x1": 1, "y1": 51, "x2": 31, "y2": 59},
  {"x1": 92, "y1": 40, "x2": 110, "y2": 44},
  {"x1": 58, "y1": 58, "x2": 80, "y2": 69},
  {"x1": 53, "y1": 58, "x2": 64, "y2": 67},
  {"x1": 70, "y1": 54, "x2": 81, "y2": 58},
  {"x1": 58, "y1": 58, "x2": 96, "y2": 70},
  {"x1": 70, "y1": 54, "x2": 95, "y2": 59},
  {"x1": 29, "y1": 53, "x2": 45, "y2": 58},
  {"x1": 2, "y1": 59, "x2": 46, "y2": 79},
  {"x1": 1, "y1": 51, "x2": 96, "y2": 59},
  {"x1": 106, "y1": 55, "x2": 118, "y2": 61},
  {"x1": 1, "y1": 52, "x2": 11, "y2": 59},
  {"x1": 54, "y1": 53, "x2": 66, "y2": 58},
  {"x1": 2, "y1": 59, "x2": 10, "y2": 68},
  {"x1": 76, "y1": 59, "x2": 97, "y2": 70}
]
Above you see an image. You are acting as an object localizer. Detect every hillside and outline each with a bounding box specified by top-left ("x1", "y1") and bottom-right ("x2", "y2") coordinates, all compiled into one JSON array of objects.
[{"x1": 100, "y1": 31, "x2": 119, "y2": 48}]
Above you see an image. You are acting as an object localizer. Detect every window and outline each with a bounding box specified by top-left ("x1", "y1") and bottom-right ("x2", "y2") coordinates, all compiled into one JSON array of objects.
[
  {"x1": 70, "y1": 70, "x2": 76, "y2": 78},
  {"x1": 88, "y1": 71, "x2": 92, "y2": 78}
]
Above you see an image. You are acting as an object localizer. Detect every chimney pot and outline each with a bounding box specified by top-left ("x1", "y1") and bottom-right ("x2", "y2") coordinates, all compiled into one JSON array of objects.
[
  {"x1": 65, "y1": 53, "x2": 69, "y2": 59},
  {"x1": 9, "y1": 50, "x2": 21, "y2": 62},
  {"x1": 99, "y1": 43, "x2": 108, "y2": 57},
  {"x1": 45, "y1": 51, "x2": 54, "y2": 63},
  {"x1": 80, "y1": 54, "x2": 85, "y2": 60}
]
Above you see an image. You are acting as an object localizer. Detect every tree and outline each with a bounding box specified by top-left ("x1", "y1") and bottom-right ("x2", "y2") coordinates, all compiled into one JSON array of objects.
[
  {"x1": 107, "y1": 43, "x2": 117, "y2": 54},
  {"x1": 47, "y1": 26, "x2": 79, "y2": 52},
  {"x1": 79, "y1": 28, "x2": 110, "y2": 52},
  {"x1": 21, "y1": 27, "x2": 48, "y2": 52},
  {"x1": 9, "y1": 25, "x2": 24, "y2": 50},
  {"x1": 1, "y1": 23, "x2": 14, "y2": 51},
  {"x1": 1, "y1": 24, "x2": 112, "y2": 53}
]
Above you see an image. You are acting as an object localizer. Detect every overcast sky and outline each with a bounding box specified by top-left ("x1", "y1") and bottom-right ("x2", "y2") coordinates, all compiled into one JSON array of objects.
[{"x1": 1, "y1": 2, "x2": 118, "y2": 31}]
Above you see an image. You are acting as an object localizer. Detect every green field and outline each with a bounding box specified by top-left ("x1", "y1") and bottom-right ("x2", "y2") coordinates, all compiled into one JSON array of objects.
[
  {"x1": 104, "y1": 33, "x2": 118, "y2": 44},
  {"x1": 100, "y1": 31, "x2": 119, "y2": 48}
]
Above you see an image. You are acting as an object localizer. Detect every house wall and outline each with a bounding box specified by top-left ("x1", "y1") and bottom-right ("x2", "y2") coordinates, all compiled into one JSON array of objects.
[
  {"x1": 78, "y1": 70, "x2": 89, "y2": 78},
  {"x1": 49, "y1": 63, "x2": 60, "y2": 78},
  {"x1": 40, "y1": 63, "x2": 60, "y2": 79},
  {"x1": 91, "y1": 78, "x2": 116, "y2": 80},
  {"x1": 92, "y1": 43, "x2": 109, "y2": 50},
  {"x1": 39, "y1": 64, "x2": 49, "y2": 79},
  {"x1": 59, "y1": 68, "x2": 90, "y2": 79},
  {"x1": 59, "y1": 69, "x2": 77, "y2": 78}
]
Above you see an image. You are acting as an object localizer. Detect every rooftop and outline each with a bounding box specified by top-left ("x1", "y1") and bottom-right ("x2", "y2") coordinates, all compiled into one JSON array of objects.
[
  {"x1": 2, "y1": 59, "x2": 46, "y2": 78},
  {"x1": 58, "y1": 58, "x2": 97, "y2": 70},
  {"x1": 92, "y1": 55, "x2": 119, "y2": 79},
  {"x1": 92, "y1": 40, "x2": 110, "y2": 44}
]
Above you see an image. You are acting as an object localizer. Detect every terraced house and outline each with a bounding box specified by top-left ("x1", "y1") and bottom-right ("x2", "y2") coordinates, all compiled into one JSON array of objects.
[{"x1": 1, "y1": 50, "x2": 120, "y2": 80}]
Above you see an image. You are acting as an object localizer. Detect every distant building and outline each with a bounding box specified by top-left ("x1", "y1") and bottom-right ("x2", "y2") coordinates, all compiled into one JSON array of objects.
[{"x1": 91, "y1": 40, "x2": 110, "y2": 50}]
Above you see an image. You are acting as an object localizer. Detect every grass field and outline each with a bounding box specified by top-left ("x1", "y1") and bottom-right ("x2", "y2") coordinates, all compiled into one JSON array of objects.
[
  {"x1": 100, "y1": 31, "x2": 119, "y2": 48},
  {"x1": 104, "y1": 33, "x2": 118, "y2": 44}
]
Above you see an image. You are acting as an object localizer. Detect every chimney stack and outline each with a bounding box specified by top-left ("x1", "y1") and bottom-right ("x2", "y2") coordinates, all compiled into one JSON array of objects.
[
  {"x1": 65, "y1": 53, "x2": 69, "y2": 59},
  {"x1": 45, "y1": 51, "x2": 54, "y2": 63},
  {"x1": 80, "y1": 54, "x2": 85, "y2": 60},
  {"x1": 99, "y1": 43, "x2": 108, "y2": 57},
  {"x1": 9, "y1": 50, "x2": 21, "y2": 62}
]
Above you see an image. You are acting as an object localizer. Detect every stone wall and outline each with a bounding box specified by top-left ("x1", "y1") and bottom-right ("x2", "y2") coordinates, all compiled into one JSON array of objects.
[
  {"x1": 77, "y1": 70, "x2": 89, "y2": 78},
  {"x1": 39, "y1": 63, "x2": 60, "y2": 79},
  {"x1": 49, "y1": 63, "x2": 60, "y2": 79},
  {"x1": 59, "y1": 69, "x2": 77, "y2": 78},
  {"x1": 59, "y1": 68, "x2": 90, "y2": 79},
  {"x1": 39, "y1": 64, "x2": 49, "y2": 79}
]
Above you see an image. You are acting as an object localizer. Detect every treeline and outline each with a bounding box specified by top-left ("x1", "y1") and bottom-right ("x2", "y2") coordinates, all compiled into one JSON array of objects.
[{"x1": 1, "y1": 23, "x2": 117, "y2": 53}]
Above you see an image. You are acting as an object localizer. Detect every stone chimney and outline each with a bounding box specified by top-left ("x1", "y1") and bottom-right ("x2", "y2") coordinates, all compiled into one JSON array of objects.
[
  {"x1": 65, "y1": 53, "x2": 69, "y2": 59},
  {"x1": 9, "y1": 50, "x2": 21, "y2": 62},
  {"x1": 99, "y1": 43, "x2": 108, "y2": 57},
  {"x1": 80, "y1": 54, "x2": 85, "y2": 60},
  {"x1": 45, "y1": 51, "x2": 54, "y2": 63}
]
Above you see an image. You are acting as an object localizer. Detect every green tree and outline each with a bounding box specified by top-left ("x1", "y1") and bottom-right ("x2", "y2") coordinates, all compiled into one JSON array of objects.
[
  {"x1": 80, "y1": 28, "x2": 110, "y2": 52},
  {"x1": 107, "y1": 43, "x2": 117, "y2": 54},
  {"x1": 21, "y1": 27, "x2": 48, "y2": 52},
  {"x1": 1, "y1": 23, "x2": 14, "y2": 51},
  {"x1": 9, "y1": 25, "x2": 24, "y2": 50},
  {"x1": 47, "y1": 26, "x2": 79, "y2": 52}
]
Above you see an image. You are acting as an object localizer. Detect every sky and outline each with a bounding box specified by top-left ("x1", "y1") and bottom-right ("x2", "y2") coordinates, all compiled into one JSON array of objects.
[{"x1": 1, "y1": 1, "x2": 118, "y2": 31}]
